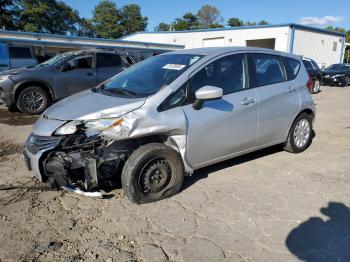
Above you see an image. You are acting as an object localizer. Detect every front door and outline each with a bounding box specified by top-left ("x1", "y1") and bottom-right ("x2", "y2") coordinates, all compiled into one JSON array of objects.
[
  {"x1": 53, "y1": 54, "x2": 96, "y2": 99},
  {"x1": 183, "y1": 54, "x2": 259, "y2": 168}
]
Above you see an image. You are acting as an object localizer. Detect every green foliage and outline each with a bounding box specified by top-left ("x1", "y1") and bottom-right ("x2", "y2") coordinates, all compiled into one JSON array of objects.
[
  {"x1": 77, "y1": 18, "x2": 95, "y2": 37},
  {"x1": 172, "y1": 12, "x2": 199, "y2": 31},
  {"x1": 244, "y1": 21, "x2": 257, "y2": 26},
  {"x1": 120, "y1": 4, "x2": 148, "y2": 35},
  {"x1": 325, "y1": 26, "x2": 350, "y2": 43},
  {"x1": 19, "y1": 0, "x2": 80, "y2": 34},
  {"x1": 92, "y1": 0, "x2": 123, "y2": 39},
  {"x1": 258, "y1": 20, "x2": 268, "y2": 25},
  {"x1": 154, "y1": 22, "x2": 170, "y2": 32},
  {"x1": 0, "y1": 0, "x2": 20, "y2": 30},
  {"x1": 197, "y1": 4, "x2": 223, "y2": 28},
  {"x1": 227, "y1": 17, "x2": 243, "y2": 27}
]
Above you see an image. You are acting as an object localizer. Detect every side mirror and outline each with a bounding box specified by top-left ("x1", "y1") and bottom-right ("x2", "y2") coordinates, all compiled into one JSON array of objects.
[
  {"x1": 60, "y1": 62, "x2": 72, "y2": 72},
  {"x1": 193, "y1": 85, "x2": 223, "y2": 110}
]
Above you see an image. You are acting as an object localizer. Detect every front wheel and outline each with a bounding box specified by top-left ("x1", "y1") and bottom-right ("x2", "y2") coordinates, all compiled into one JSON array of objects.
[
  {"x1": 284, "y1": 113, "x2": 314, "y2": 153},
  {"x1": 16, "y1": 86, "x2": 49, "y2": 115},
  {"x1": 122, "y1": 143, "x2": 184, "y2": 204}
]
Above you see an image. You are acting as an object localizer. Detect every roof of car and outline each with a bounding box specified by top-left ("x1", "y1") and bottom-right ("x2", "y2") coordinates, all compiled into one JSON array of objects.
[{"x1": 165, "y1": 46, "x2": 298, "y2": 58}]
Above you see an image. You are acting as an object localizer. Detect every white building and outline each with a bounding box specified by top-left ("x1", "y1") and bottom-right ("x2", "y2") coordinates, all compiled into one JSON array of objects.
[{"x1": 122, "y1": 23, "x2": 346, "y2": 68}]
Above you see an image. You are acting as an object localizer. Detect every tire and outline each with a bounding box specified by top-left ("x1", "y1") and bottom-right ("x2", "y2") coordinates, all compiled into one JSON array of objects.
[
  {"x1": 312, "y1": 79, "x2": 320, "y2": 94},
  {"x1": 16, "y1": 86, "x2": 49, "y2": 115},
  {"x1": 122, "y1": 143, "x2": 184, "y2": 204},
  {"x1": 284, "y1": 113, "x2": 314, "y2": 153}
]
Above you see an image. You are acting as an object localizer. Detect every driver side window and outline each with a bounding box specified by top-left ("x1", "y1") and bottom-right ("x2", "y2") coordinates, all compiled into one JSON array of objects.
[{"x1": 66, "y1": 55, "x2": 93, "y2": 70}]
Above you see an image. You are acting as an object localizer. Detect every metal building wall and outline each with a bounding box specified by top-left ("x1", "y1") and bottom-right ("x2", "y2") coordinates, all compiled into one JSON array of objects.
[{"x1": 293, "y1": 29, "x2": 344, "y2": 68}]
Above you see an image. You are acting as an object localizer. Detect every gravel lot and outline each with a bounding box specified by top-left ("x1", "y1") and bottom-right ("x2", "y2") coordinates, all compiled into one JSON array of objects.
[{"x1": 0, "y1": 86, "x2": 350, "y2": 261}]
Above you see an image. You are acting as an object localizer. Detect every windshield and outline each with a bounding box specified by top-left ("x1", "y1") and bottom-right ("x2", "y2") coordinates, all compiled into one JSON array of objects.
[
  {"x1": 36, "y1": 53, "x2": 71, "y2": 67},
  {"x1": 101, "y1": 54, "x2": 203, "y2": 97},
  {"x1": 326, "y1": 64, "x2": 345, "y2": 70}
]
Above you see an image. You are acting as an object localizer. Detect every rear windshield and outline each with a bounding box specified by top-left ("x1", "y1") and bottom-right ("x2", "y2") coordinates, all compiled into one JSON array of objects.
[{"x1": 100, "y1": 54, "x2": 203, "y2": 98}]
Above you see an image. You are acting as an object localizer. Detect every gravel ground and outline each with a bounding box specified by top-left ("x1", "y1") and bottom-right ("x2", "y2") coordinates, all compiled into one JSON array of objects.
[{"x1": 0, "y1": 86, "x2": 350, "y2": 261}]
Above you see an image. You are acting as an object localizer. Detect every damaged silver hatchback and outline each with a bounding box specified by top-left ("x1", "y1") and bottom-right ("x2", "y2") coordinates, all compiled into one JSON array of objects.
[{"x1": 24, "y1": 47, "x2": 316, "y2": 204}]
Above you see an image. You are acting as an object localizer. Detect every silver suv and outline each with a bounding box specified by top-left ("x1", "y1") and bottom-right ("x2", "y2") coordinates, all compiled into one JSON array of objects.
[{"x1": 24, "y1": 47, "x2": 316, "y2": 204}]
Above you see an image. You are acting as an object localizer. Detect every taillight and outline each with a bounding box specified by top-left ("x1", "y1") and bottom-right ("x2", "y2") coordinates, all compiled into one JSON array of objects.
[{"x1": 306, "y1": 75, "x2": 313, "y2": 93}]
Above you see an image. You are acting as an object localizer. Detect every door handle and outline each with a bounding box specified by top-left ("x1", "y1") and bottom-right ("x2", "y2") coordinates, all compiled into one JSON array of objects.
[
  {"x1": 286, "y1": 86, "x2": 297, "y2": 93},
  {"x1": 241, "y1": 97, "x2": 256, "y2": 105},
  {"x1": 87, "y1": 72, "x2": 95, "y2": 76}
]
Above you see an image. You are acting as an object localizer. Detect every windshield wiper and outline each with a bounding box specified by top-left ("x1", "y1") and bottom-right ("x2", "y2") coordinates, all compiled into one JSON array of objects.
[{"x1": 106, "y1": 88, "x2": 137, "y2": 98}]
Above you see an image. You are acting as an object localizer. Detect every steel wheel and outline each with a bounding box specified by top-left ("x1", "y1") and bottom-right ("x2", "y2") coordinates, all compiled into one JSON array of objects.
[{"x1": 293, "y1": 119, "x2": 311, "y2": 148}]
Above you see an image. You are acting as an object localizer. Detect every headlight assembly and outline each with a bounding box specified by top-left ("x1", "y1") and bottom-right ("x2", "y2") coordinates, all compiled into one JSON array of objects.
[
  {"x1": 0, "y1": 75, "x2": 12, "y2": 82},
  {"x1": 333, "y1": 74, "x2": 345, "y2": 78},
  {"x1": 55, "y1": 118, "x2": 124, "y2": 135}
]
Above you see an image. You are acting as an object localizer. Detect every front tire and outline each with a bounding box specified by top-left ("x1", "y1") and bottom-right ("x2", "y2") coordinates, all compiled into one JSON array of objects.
[
  {"x1": 284, "y1": 113, "x2": 313, "y2": 153},
  {"x1": 122, "y1": 143, "x2": 184, "y2": 204},
  {"x1": 16, "y1": 86, "x2": 49, "y2": 115}
]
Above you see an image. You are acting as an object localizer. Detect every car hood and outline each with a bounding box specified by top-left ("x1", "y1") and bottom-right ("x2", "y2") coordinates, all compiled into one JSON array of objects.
[
  {"x1": 44, "y1": 89, "x2": 147, "y2": 121},
  {"x1": 0, "y1": 66, "x2": 45, "y2": 76}
]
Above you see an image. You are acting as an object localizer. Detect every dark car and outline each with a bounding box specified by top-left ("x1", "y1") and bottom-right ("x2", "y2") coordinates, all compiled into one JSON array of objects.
[
  {"x1": 0, "y1": 48, "x2": 142, "y2": 114},
  {"x1": 322, "y1": 63, "x2": 350, "y2": 87},
  {"x1": 302, "y1": 57, "x2": 322, "y2": 94}
]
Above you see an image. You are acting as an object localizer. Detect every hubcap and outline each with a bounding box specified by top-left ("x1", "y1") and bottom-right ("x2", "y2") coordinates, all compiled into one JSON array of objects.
[
  {"x1": 293, "y1": 119, "x2": 311, "y2": 148},
  {"x1": 140, "y1": 158, "x2": 172, "y2": 199},
  {"x1": 22, "y1": 91, "x2": 45, "y2": 111},
  {"x1": 313, "y1": 81, "x2": 320, "y2": 93}
]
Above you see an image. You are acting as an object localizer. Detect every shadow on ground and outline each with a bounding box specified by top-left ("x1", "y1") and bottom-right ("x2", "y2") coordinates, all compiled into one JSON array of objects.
[
  {"x1": 286, "y1": 202, "x2": 350, "y2": 262},
  {"x1": 182, "y1": 144, "x2": 282, "y2": 191}
]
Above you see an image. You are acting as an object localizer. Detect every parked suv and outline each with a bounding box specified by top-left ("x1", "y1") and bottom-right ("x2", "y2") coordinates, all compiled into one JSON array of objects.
[
  {"x1": 0, "y1": 48, "x2": 141, "y2": 114},
  {"x1": 302, "y1": 57, "x2": 322, "y2": 93},
  {"x1": 24, "y1": 47, "x2": 315, "y2": 204}
]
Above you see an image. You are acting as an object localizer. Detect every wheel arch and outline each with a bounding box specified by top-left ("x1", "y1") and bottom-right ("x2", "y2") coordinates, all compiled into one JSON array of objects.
[{"x1": 14, "y1": 80, "x2": 54, "y2": 103}]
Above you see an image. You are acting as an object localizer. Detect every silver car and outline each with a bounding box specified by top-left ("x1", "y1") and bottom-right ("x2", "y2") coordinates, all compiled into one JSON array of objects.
[{"x1": 24, "y1": 47, "x2": 316, "y2": 204}]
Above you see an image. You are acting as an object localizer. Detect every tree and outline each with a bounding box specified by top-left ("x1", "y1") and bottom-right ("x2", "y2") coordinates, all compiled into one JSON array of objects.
[
  {"x1": 92, "y1": 0, "x2": 123, "y2": 39},
  {"x1": 258, "y1": 20, "x2": 268, "y2": 25},
  {"x1": 0, "y1": 0, "x2": 20, "y2": 30},
  {"x1": 244, "y1": 21, "x2": 257, "y2": 26},
  {"x1": 196, "y1": 5, "x2": 223, "y2": 28},
  {"x1": 172, "y1": 12, "x2": 199, "y2": 31},
  {"x1": 119, "y1": 4, "x2": 147, "y2": 36},
  {"x1": 77, "y1": 18, "x2": 95, "y2": 37},
  {"x1": 227, "y1": 17, "x2": 243, "y2": 27},
  {"x1": 325, "y1": 26, "x2": 350, "y2": 43},
  {"x1": 155, "y1": 22, "x2": 170, "y2": 31}
]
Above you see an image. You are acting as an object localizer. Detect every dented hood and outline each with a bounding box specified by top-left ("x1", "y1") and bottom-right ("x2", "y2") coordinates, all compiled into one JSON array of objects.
[{"x1": 44, "y1": 89, "x2": 147, "y2": 121}]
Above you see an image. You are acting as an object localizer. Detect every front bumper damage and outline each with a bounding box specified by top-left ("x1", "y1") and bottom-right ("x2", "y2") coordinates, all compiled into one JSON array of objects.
[{"x1": 25, "y1": 131, "x2": 135, "y2": 197}]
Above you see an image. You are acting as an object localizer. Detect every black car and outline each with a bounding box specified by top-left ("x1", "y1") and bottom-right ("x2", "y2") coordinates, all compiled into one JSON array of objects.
[
  {"x1": 0, "y1": 48, "x2": 143, "y2": 114},
  {"x1": 302, "y1": 57, "x2": 322, "y2": 94},
  {"x1": 322, "y1": 63, "x2": 350, "y2": 87}
]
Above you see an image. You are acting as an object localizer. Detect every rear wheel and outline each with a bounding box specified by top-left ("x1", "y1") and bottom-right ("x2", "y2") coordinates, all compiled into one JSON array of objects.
[
  {"x1": 284, "y1": 113, "x2": 313, "y2": 153},
  {"x1": 16, "y1": 86, "x2": 49, "y2": 115},
  {"x1": 312, "y1": 79, "x2": 320, "y2": 93},
  {"x1": 122, "y1": 143, "x2": 184, "y2": 204}
]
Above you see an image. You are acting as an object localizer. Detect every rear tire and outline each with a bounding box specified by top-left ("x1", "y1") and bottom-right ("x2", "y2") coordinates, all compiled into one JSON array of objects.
[
  {"x1": 16, "y1": 86, "x2": 49, "y2": 115},
  {"x1": 122, "y1": 143, "x2": 184, "y2": 204},
  {"x1": 284, "y1": 113, "x2": 313, "y2": 153}
]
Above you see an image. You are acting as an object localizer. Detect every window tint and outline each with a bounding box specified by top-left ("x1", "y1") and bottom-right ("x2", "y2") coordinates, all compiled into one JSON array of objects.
[
  {"x1": 158, "y1": 83, "x2": 188, "y2": 111},
  {"x1": 66, "y1": 55, "x2": 92, "y2": 69},
  {"x1": 190, "y1": 54, "x2": 247, "y2": 97},
  {"x1": 9, "y1": 47, "x2": 32, "y2": 59},
  {"x1": 302, "y1": 59, "x2": 313, "y2": 69},
  {"x1": 252, "y1": 54, "x2": 285, "y2": 86},
  {"x1": 97, "y1": 53, "x2": 122, "y2": 68},
  {"x1": 311, "y1": 60, "x2": 320, "y2": 70},
  {"x1": 285, "y1": 57, "x2": 301, "y2": 80}
]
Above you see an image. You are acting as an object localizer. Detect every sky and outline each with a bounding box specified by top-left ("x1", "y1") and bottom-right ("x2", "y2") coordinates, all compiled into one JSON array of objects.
[{"x1": 62, "y1": 0, "x2": 350, "y2": 31}]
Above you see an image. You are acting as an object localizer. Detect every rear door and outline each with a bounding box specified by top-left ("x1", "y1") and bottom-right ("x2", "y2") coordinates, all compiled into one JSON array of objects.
[
  {"x1": 53, "y1": 54, "x2": 96, "y2": 98},
  {"x1": 250, "y1": 53, "x2": 301, "y2": 146},
  {"x1": 96, "y1": 53, "x2": 126, "y2": 84},
  {"x1": 183, "y1": 53, "x2": 259, "y2": 168}
]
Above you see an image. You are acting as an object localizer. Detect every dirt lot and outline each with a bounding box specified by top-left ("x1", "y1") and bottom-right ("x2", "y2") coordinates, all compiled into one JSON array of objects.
[{"x1": 0, "y1": 86, "x2": 350, "y2": 262}]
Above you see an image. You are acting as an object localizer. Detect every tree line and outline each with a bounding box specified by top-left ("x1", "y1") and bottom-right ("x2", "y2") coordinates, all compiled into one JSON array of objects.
[
  {"x1": 1, "y1": 1, "x2": 349, "y2": 42},
  {"x1": 0, "y1": 0, "x2": 147, "y2": 39},
  {"x1": 155, "y1": 5, "x2": 269, "y2": 31}
]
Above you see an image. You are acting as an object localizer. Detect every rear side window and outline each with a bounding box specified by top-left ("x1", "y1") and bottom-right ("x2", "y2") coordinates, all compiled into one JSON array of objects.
[
  {"x1": 97, "y1": 53, "x2": 122, "y2": 68},
  {"x1": 285, "y1": 57, "x2": 301, "y2": 80},
  {"x1": 302, "y1": 59, "x2": 313, "y2": 69},
  {"x1": 190, "y1": 54, "x2": 248, "y2": 96},
  {"x1": 9, "y1": 47, "x2": 32, "y2": 59},
  {"x1": 251, "y1": 54, "x2": 286, "y2": 86},
  {"x1": 311, "y1": 60, "x2": 320, "y2": 70}
]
